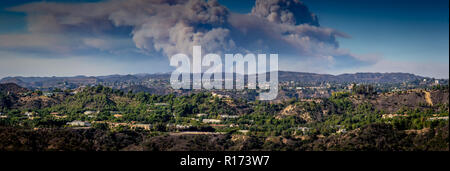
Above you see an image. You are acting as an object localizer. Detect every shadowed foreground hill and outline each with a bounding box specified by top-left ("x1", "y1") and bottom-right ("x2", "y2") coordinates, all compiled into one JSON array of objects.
[
  {"x1": 0, "y1": 123, "x2": 447, "y2": 151},
  {"x1": 308, "y1": 123, "x2": 449, "y2": 151},
  {"x1": 0, "y1": 83, "x2": 28, "y2": 94}
]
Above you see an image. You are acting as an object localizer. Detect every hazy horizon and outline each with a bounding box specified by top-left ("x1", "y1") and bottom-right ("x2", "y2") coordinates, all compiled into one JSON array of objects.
[{"x1": 1, "y1": 70, "x2": 447, "y2": 80}]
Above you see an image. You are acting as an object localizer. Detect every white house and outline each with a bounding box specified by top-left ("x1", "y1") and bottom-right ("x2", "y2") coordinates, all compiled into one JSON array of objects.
[
  {"x1": 23, "y1": 112, "x2": 35, "y2": 117},
  {"x1": 238, "y1": 130, "x2": 249, "y2": 134},
  {"x1": 67, "y1": 121, "x2": 91, "y2": 127},
  {"x1": 196, "y1": 113, "x2": 208, "y2": 117},
  {"x1": 154, "y1": 103, "x2": 169, "y2": 106},
  {"x1": 0, "y1": 112, "x2": 7, "y2": 118},
  {"x1": 202, "y1": 119, "x2": 222, "y2": 124},
  {"x1": 220, "y1": 114, "x2": 240, "y2": 119},
  {"x1": 297, "y1": 127, "x2": 311, "y2": 133},
  {"x1": 84, "y1": 111, "x2": 98, "y2": 115},
  {"x1": 337, "y1": 128, "x2": 347, "y2": 134}
]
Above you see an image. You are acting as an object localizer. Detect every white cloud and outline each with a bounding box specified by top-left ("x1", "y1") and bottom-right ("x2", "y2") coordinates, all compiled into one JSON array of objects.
[{"x1": 3, "y1": 0, "x2": 364, "y2": 63}]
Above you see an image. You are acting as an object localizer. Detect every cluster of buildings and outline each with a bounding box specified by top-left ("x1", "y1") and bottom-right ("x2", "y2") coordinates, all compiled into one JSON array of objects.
[
  {"x1": 382, "y1": 114, "x2": 409, "y2": 119},
  {"x1": 90, "y1": 121, "x2": 152, "y2": 130},
  {"x1": 50, "y1": 112, "x2": 67, "y2": 119},
  {"x1": 202, "y1": 119, "x2": 222, "y2": 124},
  {"x1": 427, "y1": 116, "x2": 449, "y2": 121},
  {"x1": 211, "y1": 92, "x2": 231, "y2": 99}
]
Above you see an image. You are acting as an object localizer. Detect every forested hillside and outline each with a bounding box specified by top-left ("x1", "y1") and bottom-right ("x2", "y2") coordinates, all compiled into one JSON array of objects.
[{"x1": 0, "y1": 83, "x2": 448, "y2": 151}]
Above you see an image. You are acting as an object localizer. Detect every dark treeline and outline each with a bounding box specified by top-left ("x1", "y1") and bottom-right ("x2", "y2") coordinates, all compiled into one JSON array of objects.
[{"x1": 0, "y1": 122, "x2": 447, "y2": 151}]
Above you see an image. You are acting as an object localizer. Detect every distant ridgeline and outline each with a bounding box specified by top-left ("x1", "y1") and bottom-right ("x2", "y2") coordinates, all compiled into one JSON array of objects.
[{"x1": 0, "y1": 71, "x2": 442, "y2": 90}]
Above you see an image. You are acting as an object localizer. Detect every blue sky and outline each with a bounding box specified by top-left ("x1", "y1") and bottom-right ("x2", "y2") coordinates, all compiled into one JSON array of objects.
[
  {"x1": 302, "y1": 0, "x2": 449, "y2": 64},
  {"x1": 0, "y1": 0, "x2": 448, "y2": 78},
  {"x1": 220, "y1": 0, "x2": 449, "y2": 70}
]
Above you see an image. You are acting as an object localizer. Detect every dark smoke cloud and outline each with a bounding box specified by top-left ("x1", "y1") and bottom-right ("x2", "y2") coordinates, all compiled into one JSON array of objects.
[
  {"x1": 3, "y1": 0, "x2": 375, "y2": 69},
  {"x1": 251, "y1": 0, "x2": 319, "y2": 26}
]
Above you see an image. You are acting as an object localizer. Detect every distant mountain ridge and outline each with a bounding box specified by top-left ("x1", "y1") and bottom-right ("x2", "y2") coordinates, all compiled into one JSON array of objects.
[
  {"x1": 278, "y1": 71, "x2": 428, "y2": 83},
  {"x1": 0, "y1": 71, "x2": 436, "y2": 89}
]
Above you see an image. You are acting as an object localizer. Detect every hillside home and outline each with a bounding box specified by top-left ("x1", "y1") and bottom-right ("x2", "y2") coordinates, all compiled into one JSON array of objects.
[
  {"x1": 196, "y1": 113, "x2": 208, "y2": 117},
  {"x1": 202, "y1": 119, "x2": 222, "y2": 124},
  {"x1": 67, "y1": 121, "x2": 91, "y2": 127},
  {"x1": 219, "y1": 114, "x2": 239, "y2": 119},
  {"x1": 84, "y1": 111, "x2": 98, "y2": 115},
  {"x1": 131, "y1": 124, "x2": 151, "y2": 130}
]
